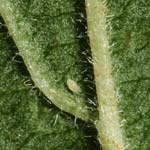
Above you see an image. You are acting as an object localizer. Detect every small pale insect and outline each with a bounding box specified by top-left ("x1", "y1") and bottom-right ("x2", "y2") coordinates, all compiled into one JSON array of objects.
[{"x1": 67, "y1": 79, "x2": 81, "y2": 93}]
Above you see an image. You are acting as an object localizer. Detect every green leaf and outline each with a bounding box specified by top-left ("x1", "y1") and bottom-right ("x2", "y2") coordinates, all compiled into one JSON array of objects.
[
  {"x1": 108, "y1": 1, "x2": 150, "y2": 149},
  {"x1": 0, "y1": 0, "x2": 98, "y2": 149},
  {"x1": 0, "y1": 0, "x2": 97, "y2": 121},
  {"x1": 0, "y1": 0, "x2": 150, "y2": 150},
  {"x1": 0, "y1": 15, "x2": 100, "y2": 150}
]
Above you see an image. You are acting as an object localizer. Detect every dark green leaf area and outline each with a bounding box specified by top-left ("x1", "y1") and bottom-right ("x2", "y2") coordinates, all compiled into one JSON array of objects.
[{"x1": 107, "y1": 1, "x2": 150, "y2": 149}]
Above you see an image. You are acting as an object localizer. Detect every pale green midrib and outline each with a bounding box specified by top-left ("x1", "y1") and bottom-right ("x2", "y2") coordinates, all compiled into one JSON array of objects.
[
  {"x1": 0, "y1": 1, "x2": 91, "y2": 121},
  {"x1": 85, "y1": 0, "x2": 125, "y2": 150}
]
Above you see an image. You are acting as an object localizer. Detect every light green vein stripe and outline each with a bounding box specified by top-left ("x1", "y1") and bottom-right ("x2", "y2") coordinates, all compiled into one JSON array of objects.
[{"x1": 85, "y1": 0, "x2": 124, "y2": 149}]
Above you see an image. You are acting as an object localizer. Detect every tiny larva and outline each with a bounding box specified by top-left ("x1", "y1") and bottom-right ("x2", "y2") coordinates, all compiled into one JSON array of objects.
[{"x1": 67, "y1": 79, "x2": 81, "y2": 93}]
